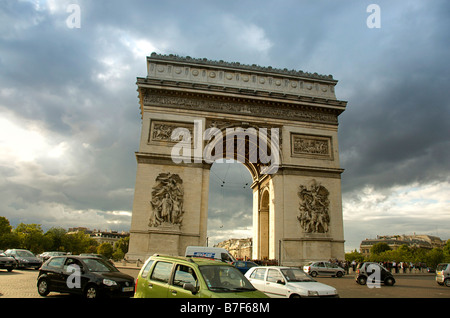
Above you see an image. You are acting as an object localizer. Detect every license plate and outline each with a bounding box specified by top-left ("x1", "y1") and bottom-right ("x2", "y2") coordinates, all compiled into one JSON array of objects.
[{"x1": 122, "y1": 287, "x2": 134, "y2": 292}]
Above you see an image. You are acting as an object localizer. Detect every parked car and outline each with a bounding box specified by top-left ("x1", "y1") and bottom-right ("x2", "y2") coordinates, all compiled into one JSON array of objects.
[
  {"x1": 37, "y1": 255, "x2": 135, "y2": 298},
  {"x1": 245, "y1": 266, "x2": 339, "y2": 298},
  {"x1": 0, "y1": 252, "x2": 17, "y2": 272},
  {"x1": 4, "y1": 249, "x2": 42, "y2": 270},
  {"x1": 303, "y1": 261, "x2": 345, "y2": 277},
  {"x1": 436, "y1": 263, "x2": 450, "y2": 287},
  {"x1": 232, "y1": 261, "x2": 259, "y2": 274},
  {"x1": 134, "y1": 254, "x2": 268, "y2": 298},
  {"x1": 79, "y1": 253, "x2": 114, "y2": 266},
  {"x1": 38, "y1": 251, "x2": 67, "y2": 262},
  {"x1": 355, "y1": 262, "x2": 395, "y2": 286}
]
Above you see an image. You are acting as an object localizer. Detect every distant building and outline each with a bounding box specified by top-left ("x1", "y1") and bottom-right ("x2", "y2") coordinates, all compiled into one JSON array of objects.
[
  {"x1": 215, "y1": 238, "x2": 252, "y2": 260},
  {"x1": 67, "y1": 227, "x2": 129, "y2": 246},
  {"x1": 360, "y1": 234, "x2": 445, "y2": 256},
  {"x1": 90, "y1": 230, "x2": 130, "y2": 246}
]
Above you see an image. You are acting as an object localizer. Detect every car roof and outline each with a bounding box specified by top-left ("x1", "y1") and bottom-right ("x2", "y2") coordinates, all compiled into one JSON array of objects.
[
  {"x1": 150, "y1": 254, "x2": 229, "y2": 266},
  {"x1": 248, "y1": 266, "x2": 297, "y2": 270}
]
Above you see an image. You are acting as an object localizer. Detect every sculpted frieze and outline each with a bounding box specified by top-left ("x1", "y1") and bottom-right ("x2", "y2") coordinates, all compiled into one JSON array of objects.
[
  {"x1": 149, "y1": 173, "x2": 185, "y2": 229},
  {"x1": 142, "y1": 90, "x2": 338, "y2": 125},
  {"x1": 291, "y1": 134, "x2": 332, "y2": 159},
  {"x1": 297, "y1": 179, "x2": 330, "y2": 233}
]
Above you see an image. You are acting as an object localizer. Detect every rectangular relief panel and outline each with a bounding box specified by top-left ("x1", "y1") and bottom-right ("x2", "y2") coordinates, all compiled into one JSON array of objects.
[
  {"x1": 148, "y1": 120, "x2": 194, "y2": 146},
  {"x1": 290, "y1": 133, "x2": 333, "y2": 160}
]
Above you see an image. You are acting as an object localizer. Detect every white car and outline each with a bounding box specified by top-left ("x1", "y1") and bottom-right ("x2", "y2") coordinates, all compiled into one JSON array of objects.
[{"x1": 245, "y1": 266, "x2": 338, "y2": 298}]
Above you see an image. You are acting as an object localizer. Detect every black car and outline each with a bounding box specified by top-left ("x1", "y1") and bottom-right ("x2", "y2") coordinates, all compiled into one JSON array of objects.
[
  {"x1": 355, "y1": 262, "x2": 396, "y2": 286},
  {"x1": 4, "y1": 249, "x2": 42, "y2": 270},
  {"x1": 0, "y1": 252, "x2": 17, "y2": 272},
  {"x1": 37, "y1": 255, "x2": 135, "y2": 298}
]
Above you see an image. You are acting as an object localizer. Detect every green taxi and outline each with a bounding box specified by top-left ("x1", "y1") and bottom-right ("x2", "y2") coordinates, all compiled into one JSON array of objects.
[{"x1": 134, "y1": 254, "x2": 268, "y2": 298}]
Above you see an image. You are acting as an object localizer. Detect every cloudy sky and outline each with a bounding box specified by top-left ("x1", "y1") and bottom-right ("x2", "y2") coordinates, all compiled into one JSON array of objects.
[{"x1": 1, "y1": 0, "x2": 449, "y2": 252}]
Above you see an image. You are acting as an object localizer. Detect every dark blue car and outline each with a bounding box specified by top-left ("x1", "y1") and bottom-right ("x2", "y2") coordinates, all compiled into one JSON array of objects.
[{"x1": 233, "y1": 261, "x2": 259, "y2": 274}]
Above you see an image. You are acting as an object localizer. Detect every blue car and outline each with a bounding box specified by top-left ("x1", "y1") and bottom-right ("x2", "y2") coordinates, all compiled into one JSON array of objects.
[{"x1": 233, "y1": 261, "x2": 259, "y2": 274}]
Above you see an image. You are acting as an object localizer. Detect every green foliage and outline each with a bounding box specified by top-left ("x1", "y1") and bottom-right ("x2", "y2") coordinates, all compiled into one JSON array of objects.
[
  {"x1": 371, "y1": 242, "x2": 392, "y2": 255},
  {"x1": 97, "y1": 242, "x2": 114, "y2": 259},
  {"x1": 345, "y1": 249, "x2": 364, "y2": 262}
]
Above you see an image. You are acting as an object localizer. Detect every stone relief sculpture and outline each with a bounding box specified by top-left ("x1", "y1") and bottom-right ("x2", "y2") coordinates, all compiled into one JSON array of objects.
[
  {"x1": 297, "y1": 179, "x2": 330, "y2": 233},
  {"x1": 149, "y1": 173, "x2": 184, "y2": 228}
]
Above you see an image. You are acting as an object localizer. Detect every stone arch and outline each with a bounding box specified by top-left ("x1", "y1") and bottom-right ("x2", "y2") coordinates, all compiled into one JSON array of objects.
[{"x1": 126, "y1": 53, "x2": 347, "y2": 264}]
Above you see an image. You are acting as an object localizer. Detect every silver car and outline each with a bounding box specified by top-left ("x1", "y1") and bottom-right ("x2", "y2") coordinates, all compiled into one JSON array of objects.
[
  {"x1": 303, "y1": 261, "x2": 345, "y2": 277},
  {"x1": 436, "y1": 263, "x2": 450, "y2": 287}
]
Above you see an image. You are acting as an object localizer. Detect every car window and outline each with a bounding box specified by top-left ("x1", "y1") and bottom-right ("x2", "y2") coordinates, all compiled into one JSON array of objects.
[
  {"x1": 267, "y1": 269, "x2": 284, "y2": 283},
  {"x1": 47, "y1": 257, "x2": 65, "y2": 268},
  {"x1": 63, "y1": 258, "x2": 83, "y2": 273},
  {"x1": 150, "y1": 261, "x2": 173, "y2": 283},
  {"x1": 317, "y1": 262, "x2": 325, "y2": 267},
  {"x1": 141, "y1": 260, "x2": 154, "y2": 278},
  {"x1": 199, "y1": 265, "x2": 255, "y2": 292},
  {"x1": 249, "y1": 268, "x2": 266, "y2": 280},
  {"x1": 281, "y1": 268, "x2": 315, "y2": 282},
  {"x1": 83, "y1": 258, "x2": 117, "y2": 272},
  {"x1": 173, "y1": 264, "x2": 197, "y2": 287},
  {"x1": 221, "y1": 253, "x2": 233, "y2": 262},
  {"x1": 234, "y1": 261, "x2": 244, "y2": 268}
]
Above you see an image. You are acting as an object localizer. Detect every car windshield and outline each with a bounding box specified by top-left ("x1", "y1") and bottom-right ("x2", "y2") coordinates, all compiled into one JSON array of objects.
[
  {"x1": 199, "y1": 265, "x2": 256, "y2": 292},
  {"x1": 281, "y1": 268, "x2": 315, "y2": 282},
  {"x1": 83, "y1": 258, "x2": 118, "y2": 273},
  {"x1": 436, "y1": 264, "x2": 448, "y2": 271},
  {"x1": 16, "y1": 250, "x2": 35, "y2": 257}
]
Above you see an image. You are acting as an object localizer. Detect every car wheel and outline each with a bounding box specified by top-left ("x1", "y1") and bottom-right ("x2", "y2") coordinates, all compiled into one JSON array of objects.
[
  {"x1": 84, "y1": 284, "x2": 99, "y2": 299},
  {"x1": 310, "y1": 271, "x2": 318, "y2": 277},
  {"x1": 445, "y1": 279, "x2": 450, "y2": 287},
  {"x1": 336, "y1": 271, "x2": 343, "y2": 278},
  {"x1": 7, "y1": 268, "x2": 13, "y2": 272},
  {"x1": 357, "y1": 276, "x2": 367, "y2": 285},
  {"x1": 37, "y1": 278, "x2": 50, "y2": 296},
  {"x1": 290, "y1": 294, "x2": 301, "y2": 299},
  {"x1": 384, "y1": 277, "x2": 395, "y2": 286}
]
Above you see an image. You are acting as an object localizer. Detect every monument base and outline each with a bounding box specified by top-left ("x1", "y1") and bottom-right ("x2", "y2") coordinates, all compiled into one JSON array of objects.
[{"x1": 126, "y1": 228, "x2": 201, "y2": 262}]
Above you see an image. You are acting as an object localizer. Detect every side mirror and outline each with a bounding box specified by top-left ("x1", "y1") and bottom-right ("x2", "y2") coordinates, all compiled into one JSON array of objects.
[
  {"x1": 183, "y1": 283, "x2": 198, "y2": 294},
  {"x1": 276, "y1": 279, "x2": 285, "y2": 285}
]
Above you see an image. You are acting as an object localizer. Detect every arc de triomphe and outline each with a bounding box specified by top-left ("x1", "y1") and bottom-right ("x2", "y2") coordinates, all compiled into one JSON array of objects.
[{"x1": 127, "y1": 53, "x2": 347, "y2": 265}]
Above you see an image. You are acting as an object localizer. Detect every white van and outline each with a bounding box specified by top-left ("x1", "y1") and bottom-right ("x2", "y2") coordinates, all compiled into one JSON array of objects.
[{"x1": 185, "y1": 246, "x2": 236, "y2": 263}]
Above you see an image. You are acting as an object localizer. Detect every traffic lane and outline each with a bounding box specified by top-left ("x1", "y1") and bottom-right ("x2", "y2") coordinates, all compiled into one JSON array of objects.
[{"x1": 314, "y1": 275, "x2": 450, "y2": 298}]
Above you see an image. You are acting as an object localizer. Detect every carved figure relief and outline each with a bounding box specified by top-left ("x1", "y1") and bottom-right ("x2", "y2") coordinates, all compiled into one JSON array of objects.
[
  {"x1": 297, "y1": 179, "x2": 330, "y2": 233},
  {"x1": 149, "y1": 173, "x2": 184, "y2": 228},
  {"x1": 149, "y1": 121, "x2": 193, "y2": 143},
  {"x1": 291, "y1": 134, "x2": 332, "y2": 159}
]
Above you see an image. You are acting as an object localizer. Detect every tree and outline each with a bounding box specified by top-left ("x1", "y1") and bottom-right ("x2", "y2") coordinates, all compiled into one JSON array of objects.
[
  {"x1": 97, "y1": 243, "x2": 114, "y2": 259},
  {"x1": 115, "y1": 237, "x2": 129, "y2": 254},
  {"x1": 0, "y1": 217, "x2": 20, "y2": 250},
  {"x1": 345, "y1": 249, "x2": 364, "y2": 263},
  {"x1": 44, "y1": 227, "x2": 67, "y2": 251},
  {"x1": 63, "y1": 231, "x2": 97, "y2": 255},
  {"x1": 371, "y1": 242, "x2": 391, "y2": 255},
  {"x1": 14, "y1": 223, "x2": 49, "y2": 254},
  {"x1": 424, "y1": 248, "x2": 444, "y2": 269}
]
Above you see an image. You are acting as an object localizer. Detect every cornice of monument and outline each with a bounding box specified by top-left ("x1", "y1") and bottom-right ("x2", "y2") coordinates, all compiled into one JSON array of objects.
[
  {"x1": 148, "y1": 52, "x2": 336, "y2": 82},
  {"x1": 146, "y1": 53, "x2": 342, "y2": 101}
]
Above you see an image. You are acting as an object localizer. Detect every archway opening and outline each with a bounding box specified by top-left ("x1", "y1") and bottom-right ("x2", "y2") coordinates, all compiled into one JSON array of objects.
[{"x1": 207, "y1": 159, "x2": 253, "y2": 252}]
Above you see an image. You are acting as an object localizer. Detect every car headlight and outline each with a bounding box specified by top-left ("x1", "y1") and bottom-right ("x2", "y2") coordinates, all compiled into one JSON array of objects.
[
  {"x1": 103, "y1": 279, "x2": 117, "y2": 286},
  {"x1": 307, "y1": 290, "x2": 319, "y2": 297}
]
